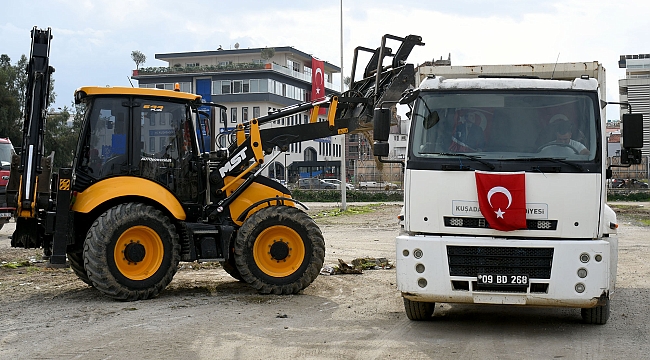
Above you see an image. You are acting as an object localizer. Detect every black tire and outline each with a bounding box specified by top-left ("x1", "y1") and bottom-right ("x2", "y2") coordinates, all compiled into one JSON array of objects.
[
  {"x1": 83, "y1": 203, "x2": 180, "y2": 301},
  {"x1": 403, "y1": 297, "x2": 434, "y2": 321},
  {"x1": 67, "y1": 250, "x2": 93, "y2": 286},
  {"x1": 581, "y1": 297, "x2": 610, "y2": 325},
  {"x1": 234, "y1": 206, "x2": 324, "y2": 295},
  {"x1": 220, "y1": 244, "x2": 244, "y2": 281}
]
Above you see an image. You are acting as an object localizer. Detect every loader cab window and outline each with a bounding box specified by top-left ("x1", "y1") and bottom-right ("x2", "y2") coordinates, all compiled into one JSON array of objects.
[
  {"x1": 77, "y1": 96, "x2": 199, "y2": 202},
  {"x1": 134, "y1": 98, "x2": 198, "y2": 202},
  {"x1": 78, "y1": 97, "x2": 129, "y2": 177}
]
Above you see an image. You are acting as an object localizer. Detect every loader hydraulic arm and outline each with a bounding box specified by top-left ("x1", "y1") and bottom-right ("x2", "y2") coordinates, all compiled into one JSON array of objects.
[
  {"x1": 211, "y1": 34, "x2": 423, "y2": 200},
  {"x1": 15, "y1": 27, "x2": 54, "y2": 218},
  {"x1": 7, "y1": 27, "x2": 56, "y2": 249}
]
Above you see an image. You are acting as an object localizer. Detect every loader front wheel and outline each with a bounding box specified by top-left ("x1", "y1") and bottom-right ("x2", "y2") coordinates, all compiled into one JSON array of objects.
[
  {"x1": 83, "y1": 203, "x2": 180, "y2": 301},
  {"x1": 234, "y1": 206, "x2": 324, "y2": 294}
]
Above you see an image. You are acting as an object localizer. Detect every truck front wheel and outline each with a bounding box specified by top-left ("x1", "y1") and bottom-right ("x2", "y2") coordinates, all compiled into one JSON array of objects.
[
  {"x1": 403, "y1": 297, "x2": 434, "y2": 321},
  {"x1": 234, "y1": 206, "x2": 324, "y2": 295},
  {"x1": 581, "y1": 296, "x2": 610, "y2": 324},
  {"x1": 83, "y1": 203, "x2": 180, "y2": 301}
]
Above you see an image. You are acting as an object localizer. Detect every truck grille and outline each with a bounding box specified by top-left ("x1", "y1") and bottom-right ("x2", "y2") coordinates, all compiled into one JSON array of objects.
[{"x1": 447, "y1": 245, "x2": 554, "y2": 279}]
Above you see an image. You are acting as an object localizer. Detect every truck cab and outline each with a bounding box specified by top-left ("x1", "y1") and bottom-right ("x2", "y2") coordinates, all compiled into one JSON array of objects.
[
  {"x1": 0, "y1": 137, "x2": 15, "y2": 229},
  {"x1": 392, "y1": 75, "x2": 625, "y2": 324}
]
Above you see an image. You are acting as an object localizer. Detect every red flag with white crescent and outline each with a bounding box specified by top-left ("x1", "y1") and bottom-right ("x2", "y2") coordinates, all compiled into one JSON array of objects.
[
  {"x1": 475, "y1": 171, "x2": 527, "y2": 231},
  {"x1": 311, "y1": 57, "x2": 327, "y2": 115}
]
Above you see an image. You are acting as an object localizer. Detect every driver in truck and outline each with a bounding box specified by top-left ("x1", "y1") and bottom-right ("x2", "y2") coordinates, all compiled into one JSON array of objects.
[{"x1": 546, "y1": 115, "x2": 589, "y2": 155}]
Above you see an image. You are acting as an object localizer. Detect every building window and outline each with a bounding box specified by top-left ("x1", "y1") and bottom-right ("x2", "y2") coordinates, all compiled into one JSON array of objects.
[
  {"x1": 250, "y1": 79, "x2": 259, "y2": 93},
  {"x1": 219, "y1": 61, "x2": 232, "y2": 66},
  {"x1": 242, "y1": 107, "x2": 249, "y2": 122},
  {"x1": 221, "y1": 81, "x2": 231, "y2": 94},
  {"x1": 150, "y1": 137, "x2": 156, "y2": 152},
  {"x1": 186, "y1": 62, "x2": 199, "y2": 67},
  {"x1": 253, "y1": 106, "x2": 260, "y2": 118},
  {"x1": 303, "y1": 114, "x2": 308, "y2": 124},
  {"x1": 231, "y1": 108, "x2": 237, "y2": 123},
  {"x1": 243, "y1": 80, "x2": 250, "y2": 93},
  {"x1": 233, "y1": 80, "x2": 242, "y2": 93},
  {"x1": 180, "y1": 82, "x2": 192, "y2": 93},
  {"x1": 159, "y1": 137, "x2": 167, "y2": 152}
]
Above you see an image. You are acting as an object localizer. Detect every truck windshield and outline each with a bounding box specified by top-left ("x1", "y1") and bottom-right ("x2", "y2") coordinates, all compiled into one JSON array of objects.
[{"x1": 410, "y1": 90, "x2": 598, "y2": 162}]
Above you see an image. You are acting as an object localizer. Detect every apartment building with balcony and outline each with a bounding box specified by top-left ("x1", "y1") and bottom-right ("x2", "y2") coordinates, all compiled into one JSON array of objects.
[
  {"x1": 619, "y1": 54, "x2": 650, "y2": 156},
  {"x1": 131, "y1": 45, "x2": 342, "y2": 183}
]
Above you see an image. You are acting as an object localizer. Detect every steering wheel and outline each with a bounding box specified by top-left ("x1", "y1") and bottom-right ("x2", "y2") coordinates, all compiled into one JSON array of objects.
[{"x1": 536, "y1": 143, "x2": 580, "y2": 155}]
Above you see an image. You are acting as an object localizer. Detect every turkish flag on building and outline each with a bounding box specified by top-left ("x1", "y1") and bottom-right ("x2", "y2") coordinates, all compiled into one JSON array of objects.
[
  {"x1": 475, "y1": 171, "x2": 527, "y2": 231},
  {"x1": 311, "y1": 57, "x2": 327, "y2": 115}
]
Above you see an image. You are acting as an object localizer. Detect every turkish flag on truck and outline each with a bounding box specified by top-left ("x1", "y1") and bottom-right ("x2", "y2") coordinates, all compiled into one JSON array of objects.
[
  {"x1": 475, "y1": 171, "x2": 527, "y2": 231},
  {"x1": 311, "y1": 58, "x2": 327, "y2": 115}
]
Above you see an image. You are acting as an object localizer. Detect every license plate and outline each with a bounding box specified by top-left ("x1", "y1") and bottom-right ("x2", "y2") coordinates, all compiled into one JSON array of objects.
[
  {"x1": 0, "y1": 212, "x2": 11, "y2": 218},
  {"x1": 477, "y1": 274, "x2": 529, "y2": 286}
]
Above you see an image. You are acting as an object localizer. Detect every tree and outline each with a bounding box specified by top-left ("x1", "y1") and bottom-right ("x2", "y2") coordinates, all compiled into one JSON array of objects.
[
  {"x1": 44, "y1": 104, "x2": 83, "y2": 170},
  {"x1": 131, "y1": 50, "x2": 146, "y2": 70},
  {"x1": 0, "y1": 54, "x2": 24, "y2": 144},
  {"x1": 260, "y1": 48, "x2": 275, "y2": 63},
  {"x1": 0, "y1": 53, "x2": 56, "y2": 151}
]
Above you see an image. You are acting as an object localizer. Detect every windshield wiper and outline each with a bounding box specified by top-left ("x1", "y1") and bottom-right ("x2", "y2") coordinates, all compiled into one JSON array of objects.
[
  {"x1": 502, "y1": 157, "x2": 584, "y2": 172},
  {"x1": 421, "y1": 152, "x2": 495, "y2": 170}
]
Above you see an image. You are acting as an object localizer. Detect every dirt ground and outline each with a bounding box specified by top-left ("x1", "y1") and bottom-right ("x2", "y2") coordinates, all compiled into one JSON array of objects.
[{"x1": 0, "y1": 202, "x2": 649, "y2": 359}]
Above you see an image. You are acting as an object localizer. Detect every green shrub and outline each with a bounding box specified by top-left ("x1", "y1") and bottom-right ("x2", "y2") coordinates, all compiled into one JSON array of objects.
[
  {"x1": 291, "y1": 190, "x2": 403, "y2": 202},
  {"x1": 607, "y1": 191, "x2": 650, "y2": 202}
]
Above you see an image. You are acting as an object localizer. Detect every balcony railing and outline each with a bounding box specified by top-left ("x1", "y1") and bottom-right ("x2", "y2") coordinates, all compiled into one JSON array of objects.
[{"x1": 134, "y1": 62, "x2": 336, "y2": 90}]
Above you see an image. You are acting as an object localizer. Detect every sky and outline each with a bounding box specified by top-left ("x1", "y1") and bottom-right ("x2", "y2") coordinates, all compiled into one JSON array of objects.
[{"x1": 2, "y1": 0, "x2": 650, "y2": 119}]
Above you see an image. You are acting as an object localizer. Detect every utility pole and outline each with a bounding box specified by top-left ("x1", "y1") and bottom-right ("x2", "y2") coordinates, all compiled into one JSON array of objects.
[{"x1": 340, "y1": 0, "x2": 347, "y2": 210}]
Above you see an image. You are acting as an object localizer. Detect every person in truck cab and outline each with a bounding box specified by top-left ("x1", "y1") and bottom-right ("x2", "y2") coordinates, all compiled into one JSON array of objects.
[{"x1": 541, "y1": 115, "x2": 589, "y2": 155}]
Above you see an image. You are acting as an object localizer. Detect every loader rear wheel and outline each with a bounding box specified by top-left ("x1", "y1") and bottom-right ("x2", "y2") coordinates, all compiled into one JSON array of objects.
[
  {"x1": 234, "y1": 206, "x2": 324, "y2": 294},
  {"x1": 83, "y1": 203, "x2": 180, "y2": 301},
  {"x1": 67, "y1": 250, "x2": 92, "y2": 286}
]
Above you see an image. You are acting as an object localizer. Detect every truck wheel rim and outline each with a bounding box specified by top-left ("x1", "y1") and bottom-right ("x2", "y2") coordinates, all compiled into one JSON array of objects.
[
  {"x1": 253, "y1": 225, "x2": 305, "y2": 278},
  {"x1": 114, "y1": 226, "x2": 164, "y2": 280}
]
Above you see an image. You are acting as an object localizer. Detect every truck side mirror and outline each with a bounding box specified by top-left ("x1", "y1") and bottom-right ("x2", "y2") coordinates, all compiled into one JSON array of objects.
[
  {"x1": 398, "y1": 88, "x2": 420, "y2": 105},
  {"x1": 373, "y1": 108, "x2": 390, "y2": 142},
  {"x1": 620, "y1": 113, "x2": 643, "y2": 165},
  {"x1": 373, "y1": 141, "x2": 389, "y2": 157},
  {"x1": 622, "y1": 113, "x2": 643, "y2": 149}
]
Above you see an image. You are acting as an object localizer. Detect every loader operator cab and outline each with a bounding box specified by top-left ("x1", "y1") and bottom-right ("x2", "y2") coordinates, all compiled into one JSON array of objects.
[{"x1": 74, "y1": 87, "x2": 203, "y2": 202}]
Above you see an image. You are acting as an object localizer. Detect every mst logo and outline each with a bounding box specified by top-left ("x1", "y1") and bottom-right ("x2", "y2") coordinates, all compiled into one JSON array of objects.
[{"x1": 219, "y1": 149, "x2": 248, "y2": 177}]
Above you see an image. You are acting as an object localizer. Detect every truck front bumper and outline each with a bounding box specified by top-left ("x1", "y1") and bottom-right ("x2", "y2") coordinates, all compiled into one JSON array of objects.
[{"x1": 396, "y1": 235, "x2": 617, "y2": 308}]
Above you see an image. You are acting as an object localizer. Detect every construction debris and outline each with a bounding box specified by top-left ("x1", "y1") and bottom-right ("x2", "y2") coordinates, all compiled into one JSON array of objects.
[{"x1": 319, "y1": 257, "x2": 393, "y2": 275}]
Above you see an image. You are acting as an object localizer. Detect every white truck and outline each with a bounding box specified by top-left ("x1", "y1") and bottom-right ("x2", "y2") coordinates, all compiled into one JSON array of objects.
[{"x1": 371, "y1": 71, "x2": 643, "y2": 324}]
